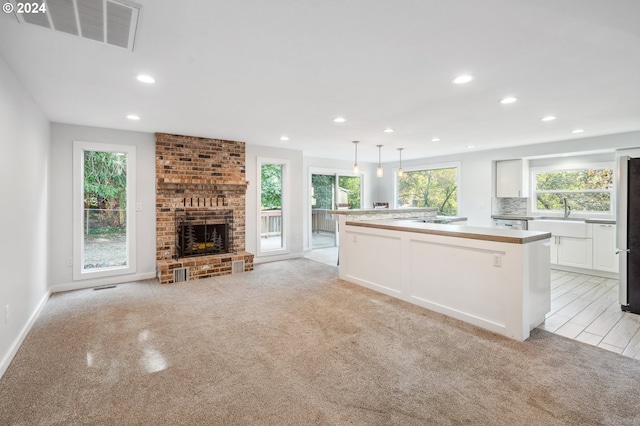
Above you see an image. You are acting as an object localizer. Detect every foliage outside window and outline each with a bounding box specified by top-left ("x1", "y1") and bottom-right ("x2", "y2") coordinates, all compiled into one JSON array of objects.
[
  {"x1": 83, "y1": 151, "x2": 128, "y2": 269},
  {"x1": 397, "y1": 167, "x2": 458, "y2": 215},
  {"x1": 337, "y1": 176, "x2": 361, "y2": 209},
  {"x1": 532, "y1": 166, "x2": 613, "y2": 213},
  {"x1": 311, "y1": 175, "x2": 334, "y2": 209},
  {"x1": 261, "y1": 164, "x2": 282, "y2": 210},
  {"x1": 311, "y1": 174, "x2": 361, "y2": 209}
]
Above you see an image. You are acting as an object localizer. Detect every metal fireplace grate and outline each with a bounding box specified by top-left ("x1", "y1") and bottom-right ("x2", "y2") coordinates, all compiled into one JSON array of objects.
[
  {"x1": 175, "y1": 209, "x2": 234, "y2": 259},
  {"x1": 173, "y1": 267, "x2": 189, "y2": 283}
]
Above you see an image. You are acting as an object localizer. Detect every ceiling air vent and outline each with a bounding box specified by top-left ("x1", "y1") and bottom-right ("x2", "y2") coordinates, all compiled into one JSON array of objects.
[{"x1": 9, "y1": 0, "x2": 140, "y2": 51}]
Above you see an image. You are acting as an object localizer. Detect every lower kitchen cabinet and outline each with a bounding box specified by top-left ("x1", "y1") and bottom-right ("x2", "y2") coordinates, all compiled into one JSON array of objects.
[
  {"x1": 592, "y1": 224, "x2": 618, "y2": 273},
  {"x1": 530, "y1": 220, "x2": 618, "y2": 275},
  {"x1": 556, "y1": 236, "x2": 593, "y2": 269}
]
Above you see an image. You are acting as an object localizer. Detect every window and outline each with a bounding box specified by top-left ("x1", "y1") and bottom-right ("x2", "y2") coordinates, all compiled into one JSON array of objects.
[
  {"x1": 257, "y1": 158, "x2": 289, "y2": 255},
  {"x1": 531, "y1": 164, "x2": 613, "y2": 214},
  {"x1": 73, "y1": 141, "x2": 136, "y2": 280},
  {"x1": 395, "y1": 164, "x2": 459, "y2": 215}
]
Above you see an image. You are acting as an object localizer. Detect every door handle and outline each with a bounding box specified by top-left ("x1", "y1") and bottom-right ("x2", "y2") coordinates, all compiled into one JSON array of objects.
[{"x1": 616, "y1": 249, "x2": 630, "y2": 254}]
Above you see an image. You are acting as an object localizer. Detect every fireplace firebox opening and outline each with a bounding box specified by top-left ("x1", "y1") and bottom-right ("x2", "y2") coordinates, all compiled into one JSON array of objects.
[{"x1": 175, "y1": 209, "x2": 234, "y2": 259}]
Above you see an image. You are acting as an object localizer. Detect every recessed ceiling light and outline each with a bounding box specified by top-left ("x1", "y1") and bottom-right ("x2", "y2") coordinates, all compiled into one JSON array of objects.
[
  {"x1": 126, "y1": 114, "x2": 140, "y2": 120},
  {"x1": 453, "y1": 75, "x2": 474, "y2": 84},
  {"x1": 383, "y1": 128, "x2": 395, "y2": 133},
  {"x1": 334, "y1": 117, "x2": 346, "y2": 123},
  {"x1": 431, "y1": 138, "x2": 441, "y2": 142},
  {"x1": 542, "y1": 116, "x2": 557, "y2": 122},
  {"x1": 280, "y1": 136, "x2": 289, "y2": 141},
  {"x1": 571, "y1": 129, "x2": 584, "y2": 134},
  {"x1": 136, "y1": 74, "x2": 155, "y2": 84},
  {"x1": 467, "y1": 145, "x2": 476, "y2": 149},
  {"x1": 500, "y1": 97, "x2": 517, "y2": 104}
]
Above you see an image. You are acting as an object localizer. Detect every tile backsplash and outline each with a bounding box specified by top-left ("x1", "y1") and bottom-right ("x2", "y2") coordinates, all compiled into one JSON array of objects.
[{"x1": 492, "y1": 197, "x2": 528, "y2": 216}]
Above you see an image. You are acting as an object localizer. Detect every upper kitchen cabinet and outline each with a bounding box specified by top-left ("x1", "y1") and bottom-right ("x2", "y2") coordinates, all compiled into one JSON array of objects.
[{"x1": 496, "y1": 159, "x2": 529, "y2": 198}]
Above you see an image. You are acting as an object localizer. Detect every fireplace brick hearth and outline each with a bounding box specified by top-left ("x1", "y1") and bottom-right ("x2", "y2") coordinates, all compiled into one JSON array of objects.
[{"x1": 156, "y1": 133, "x2": 254, "y2": 284}]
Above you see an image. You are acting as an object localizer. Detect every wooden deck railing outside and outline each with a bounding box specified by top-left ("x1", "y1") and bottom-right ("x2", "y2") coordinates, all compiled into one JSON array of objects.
[{"x1": 260, "y1": 209, "x2": 336, "y2": 238}]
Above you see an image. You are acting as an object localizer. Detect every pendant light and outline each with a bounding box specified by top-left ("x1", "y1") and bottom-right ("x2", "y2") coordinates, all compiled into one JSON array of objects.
[
  {"x1": 376, "y1": 145, "x2": 383, "y2": 177},
  {"x1": 397, "y1": 148, "x2": 404, "y2": 177},
  {"x1": 352, "y1": 140, "x2": 359, "y2": 174}
]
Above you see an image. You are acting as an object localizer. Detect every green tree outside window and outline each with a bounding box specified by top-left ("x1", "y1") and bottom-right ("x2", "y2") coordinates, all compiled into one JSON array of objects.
[
  {"x1": 397, "y1": 167, "x2": 458, "y2": 215},
  {"x1": 534, "y1": 168, "x2": 613, "y2": 212}
]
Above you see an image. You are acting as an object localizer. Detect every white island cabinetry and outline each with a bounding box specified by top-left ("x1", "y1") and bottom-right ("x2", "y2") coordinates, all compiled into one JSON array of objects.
[{"x1": 331, "y1": 210, "x2": 551, "y2": 341}]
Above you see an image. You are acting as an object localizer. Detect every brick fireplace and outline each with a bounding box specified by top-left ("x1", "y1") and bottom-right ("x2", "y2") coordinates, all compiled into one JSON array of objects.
[{"x1": 156, "y1": 133, "x2": 254, "y2": 284}]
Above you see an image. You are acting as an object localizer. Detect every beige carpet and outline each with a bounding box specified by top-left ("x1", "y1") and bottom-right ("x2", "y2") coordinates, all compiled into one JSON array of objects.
[{"x1": 1, "y1": 258, "x2": 639, "y2": 425}]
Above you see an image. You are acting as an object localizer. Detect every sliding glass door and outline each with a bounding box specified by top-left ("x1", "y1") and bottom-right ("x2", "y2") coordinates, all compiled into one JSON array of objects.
[
  {"x1": 311, "y1": 174, "x2": 336, "y2": 249},
  {"x1": 310, "y1": 172, "x2": 361, "y2": 249}
]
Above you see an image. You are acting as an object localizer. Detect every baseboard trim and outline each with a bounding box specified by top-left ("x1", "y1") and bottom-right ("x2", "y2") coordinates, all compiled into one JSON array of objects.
[
  {"x1": 0, "y1": 290, "x2": 51, "y2": 379},
  {"x1": 551, "y1": 265, "x2": 619, "y2": 279},
  {"x1": 50, "y1": 272, "x2": 157, "y2": 293},
  {"x1": 253, "y1": 253, "x2": 304, "y2": 264}
]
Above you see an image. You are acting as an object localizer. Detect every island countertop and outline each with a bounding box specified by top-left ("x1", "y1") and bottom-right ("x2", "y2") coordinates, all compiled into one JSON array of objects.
[
  {"x1": 329, "y1": 207, "x2": 437, "y2": 216},
  {"x1": 346, "y1": 218, "x2": 551, "y2": 244}
]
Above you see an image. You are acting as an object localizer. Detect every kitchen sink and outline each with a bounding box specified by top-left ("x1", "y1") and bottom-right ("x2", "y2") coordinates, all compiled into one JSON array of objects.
[{"x1": 529, "y1": 218, "x2": 589, "y2": 238}]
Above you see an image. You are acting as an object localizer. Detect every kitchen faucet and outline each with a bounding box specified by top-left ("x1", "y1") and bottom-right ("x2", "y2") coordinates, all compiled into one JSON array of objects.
[{"x1": 562, "y1": 197, "x2": 571, "y2": 219}]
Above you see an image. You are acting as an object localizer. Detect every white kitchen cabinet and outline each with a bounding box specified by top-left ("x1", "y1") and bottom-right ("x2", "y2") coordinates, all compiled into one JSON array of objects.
[
  {"x1": 529, "y1": 220, "x2": 593, "y2": 270},
  {"x1": 592, "y1": 224, "x2": 619, "y2": 273},
  {"x1": 496, "y1": 159, "x2": 529, "y2": 197},
  {"x1": 557, "y1": 236, "x2": 593, "y2": 269}
]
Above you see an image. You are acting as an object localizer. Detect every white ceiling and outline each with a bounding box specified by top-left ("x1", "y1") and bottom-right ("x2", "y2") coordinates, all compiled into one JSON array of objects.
[{"x1": 1, "y1": 0, "x2": 639, "y2": 162}]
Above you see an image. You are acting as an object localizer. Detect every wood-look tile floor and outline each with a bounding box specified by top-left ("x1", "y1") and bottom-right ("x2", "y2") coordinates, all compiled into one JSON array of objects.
[{"x1": 539, "y1": 269, "x2": 640, "y2": 360}]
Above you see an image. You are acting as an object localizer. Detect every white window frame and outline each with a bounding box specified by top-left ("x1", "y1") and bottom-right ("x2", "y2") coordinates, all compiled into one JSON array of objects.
[
  {"x1": 257, "y1": 157, "x2": 290, "y2": 257},
  {"x1": 73, "y1": 141, "x2": 137, "y2": 281},
  {"x1": 393, "y1": 162, "x2": 461, "y2": 214},
  {"x1": 530, "y1": 161, "x2": 615, "y2": 216}
]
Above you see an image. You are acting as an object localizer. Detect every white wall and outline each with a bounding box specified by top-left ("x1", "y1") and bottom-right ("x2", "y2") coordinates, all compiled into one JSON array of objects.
[
  {"x1": 49, "y1": 123, "x2": 156, "y2": 291},
  {"x1": 376, "y1": 132, "x2": 640, "y2": 227},
  {"x1": 0, "y1": 56, "x2": 50, "y2": 377},
  {"x1": 246, "y1": 145, "x2": 304, "y2": 262}
]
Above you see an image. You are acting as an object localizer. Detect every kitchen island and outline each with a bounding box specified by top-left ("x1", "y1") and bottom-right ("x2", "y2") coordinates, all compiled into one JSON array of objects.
[{"x1": 331, "y1": 210, "x2": 552, "y2": 341}]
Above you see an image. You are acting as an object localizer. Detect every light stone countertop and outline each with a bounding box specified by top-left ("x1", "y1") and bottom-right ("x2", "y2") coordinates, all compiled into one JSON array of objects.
[
  {"x1": 491, "y1": 215, "x2": 541, "y2": 221},
  {"x1": 493, "y1": 215, "x2": 616, "y2": 225},
  {"x1": 584, "y1": 218, "x2": 616, "y2": 224},
  {"x1": 346, "y1": 219, "x2": 551, "y2": 244},
  {"x1": 329, "y1": 207, "x2": 439, "y2": 222},
  {"x1": 329, "y1": 207, "x2": 438, "y2": 215}
]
